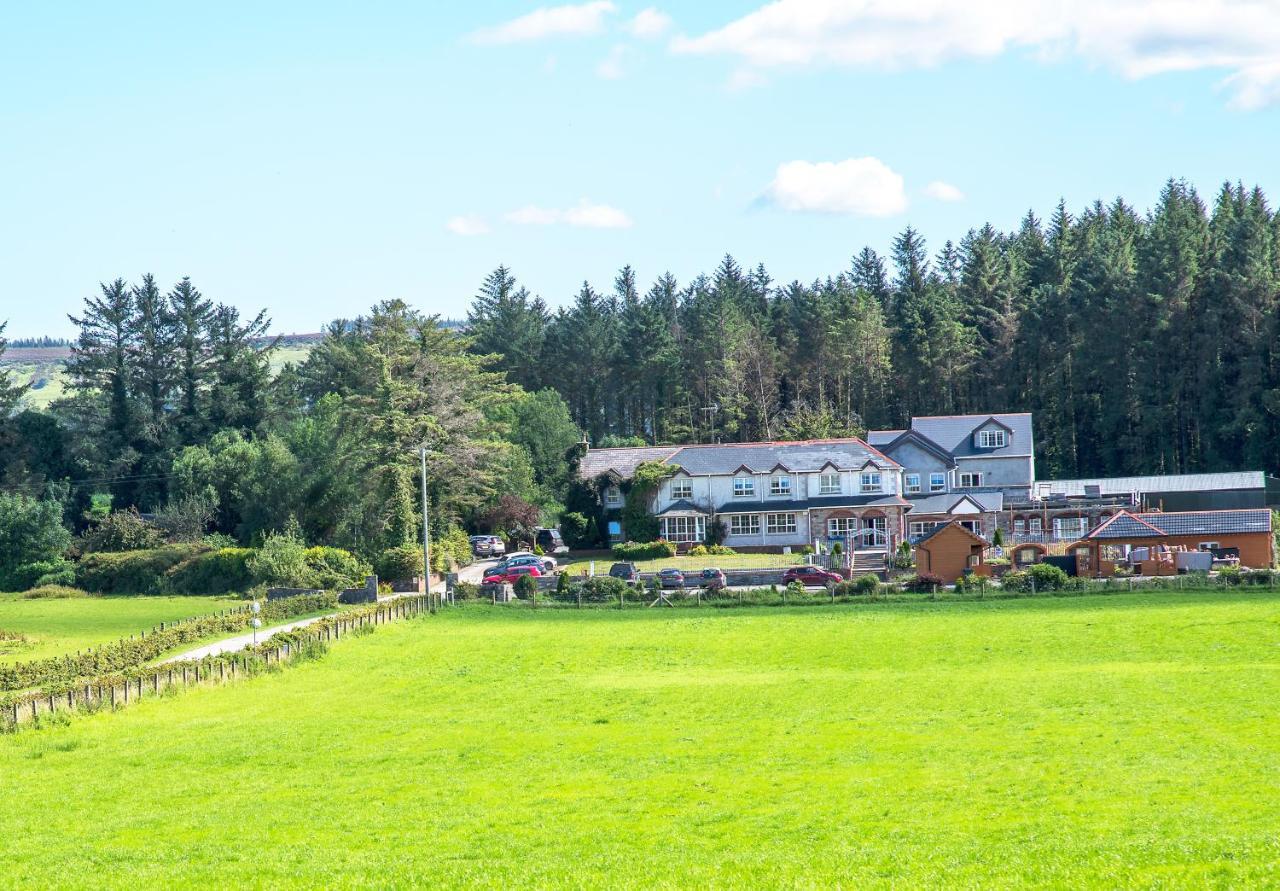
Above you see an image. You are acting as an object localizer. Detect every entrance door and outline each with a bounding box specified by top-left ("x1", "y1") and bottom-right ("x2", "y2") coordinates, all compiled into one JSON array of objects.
[{"x1": 859, "y1": 516, "x2": 887, "y2": 548}]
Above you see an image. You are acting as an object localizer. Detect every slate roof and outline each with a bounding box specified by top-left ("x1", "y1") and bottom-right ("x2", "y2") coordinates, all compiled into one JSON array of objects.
[
  {"x1": 714, "y1": 494, "x2": 909, "y2": 515},
  {"x1": 577, "y1": 446, "x2": 680, "y2": 480},
  {"x1": 913, "y1": 521, "x2": 989, "y2": 547},
  {"x1": 1037, "y1": 472, "x2": 1268, "y2": 497},
  {"x1": 670, "y1": 439, "x2": 900, "y2": 475},
  {"x1": 656, "y1": 499, "x2": 705, "y2": 516},
  {"x1": 1086, "y1": 509, "x2": 1273, "y2": 539},
  {"x1": 906, "y1": 492, "x2": 1004, "y2": 515},
  {"x1": 907, "y1": 413, "x2": 1034, "y2": 458}
]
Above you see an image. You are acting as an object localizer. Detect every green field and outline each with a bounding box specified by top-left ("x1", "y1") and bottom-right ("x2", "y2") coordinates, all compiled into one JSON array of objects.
[
  {"x1": 3, "y1": 590, "x2": 1280, "y2": 886},
  {"x1": 0, "y1": 594, "x2": 243, "y2": 663}
]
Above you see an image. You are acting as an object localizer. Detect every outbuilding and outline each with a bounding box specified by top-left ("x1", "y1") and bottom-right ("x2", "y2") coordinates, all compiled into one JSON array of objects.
[
  {"x1": 1068, "y1": 509, "x2": 1275, "y2": 576},
  {"x1": 912, "y1": 521, "x2": 989, "y2": 584}
]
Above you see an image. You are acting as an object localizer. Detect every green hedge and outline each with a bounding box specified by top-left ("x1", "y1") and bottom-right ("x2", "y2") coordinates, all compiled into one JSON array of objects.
[
  {"x1": 0, "y1": 591, "x2": 336, "y2": 692},
  {"x1": 167, "y1": 548, "x2": 256, "y2": 595},
  {"x1": 304, "y1": 547, "x2": 370, "y2": 589},
  {"x1": 76, "y1": 545, "x2": 205, "y2": 595},
  {"x1": 611, "y1": 540, "x2": 677, "y2": 561},
  {"x1": 376, "y1": 544, "x2": 422, "y2": 582}
]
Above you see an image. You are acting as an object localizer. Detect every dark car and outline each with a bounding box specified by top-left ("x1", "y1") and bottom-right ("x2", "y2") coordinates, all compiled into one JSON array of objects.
[
  {"x1": 657, "y1": 568, "x2": 686, "y2": 590},
  {"x1": 609, "y1": 562, "x2": 640, "y2": 585},
  {"x1": 535, "y1": 527, "x2": 569, "y2": 555},
  {"x1": 699, "y1": 568, "x2": 727, "y2": 590},
  {"x1": 782, "y1": 565, "x2": 843, "y2": 587}
]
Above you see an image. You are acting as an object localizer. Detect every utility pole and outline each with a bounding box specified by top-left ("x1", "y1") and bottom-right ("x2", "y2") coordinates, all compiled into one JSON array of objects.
[{"x1": 420, "y1": 445, "x2": 433, "y2": 611}]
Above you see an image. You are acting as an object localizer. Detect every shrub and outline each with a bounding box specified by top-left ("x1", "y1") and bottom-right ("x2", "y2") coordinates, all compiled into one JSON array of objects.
[
  {"x1": 572, "y1": 575, "x2": 627, "y2": 602},
  {"x1": 10, "y1": 558, "x2": 75, "y2": 591},
  {"x1": 1002, "y1": 563, "x2": 1069, "y2": 593},
  {"x1": 688, "y1": 544, "x2": 736, "y2": 557},
  {"x1": 167, "y1": 548, "x2": 256, "y2": 595},
  {"x1": 852, "y1": 573, "x2": 878, "y2": 596},
  {"x1": 904, "y1": 573, "x2": 945, "y2": 593},
  {"x1": 202, "y1": 532, "x2": 239, "y2": 549},
  {"x1": 558, "y1": 512, "x2": 591, "y2": 550},
  {"x1": 21, "y1": 585, "x2": 92, "y2": 600},
  {"x1": 0, "y1": 492, "x2": 72, "y2": 591},
  {"x1": 34, "y1": 564, "x2": 77, "y2": 588},
  {"x1": 556, "y1": 571, "x2": 569, "y2": 595},
  {"x1": 704, "y1": 518, "x2": 728, "y2": 547},
  {"x1": 376, "y1": 544, "x2": 423, "y2": 582},
  {"x1": 1244, "y1": 568, "x2": 1276, "y2": 586},
  {"x1": 431, "y1": 526, "x2": 473, "y2": 573},
  {"x1": 1217, "y1": 565, "x2": 1244, "y2": 586},
  {"x1": 798, "y1": 545, "x2": 814, "y2": 555},
  {"x1": 304, "y1": 546, "x2": 369, "y2": 589},
  {"x1": 612, "y1": 540, "x2": 677, "y2": 561},
  {"x1": 785, "y1": 580, "x2": 806, "y2": 598},
  {"x1": 80, "y1": 508, "x2": 165, "y2": 553},
  {"x1": 77, "y1": 545, "x2": 205, "y2": 595},
  {"x1": 513, "y1": 573, "x2": 537, "y2": 599},
  {"x1": 453, "y1": 581, "x2": 481, "y2": 600},
  {"x1": 247, "y1": 529, "x2": 313, "y2": 588}
]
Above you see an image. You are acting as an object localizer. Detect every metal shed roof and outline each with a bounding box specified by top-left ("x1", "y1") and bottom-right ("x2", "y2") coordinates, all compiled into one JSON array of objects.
[{"x1": 1039, "y1": 472, "x2": 1267, "y2": 497}]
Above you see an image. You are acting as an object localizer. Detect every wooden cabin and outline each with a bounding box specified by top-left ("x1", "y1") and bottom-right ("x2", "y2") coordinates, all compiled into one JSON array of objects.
[{"x1": 913, "y1": 521, "x2": 990, "y2": 584}]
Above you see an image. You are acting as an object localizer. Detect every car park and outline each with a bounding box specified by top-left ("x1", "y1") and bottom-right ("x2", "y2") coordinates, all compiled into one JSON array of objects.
[
  {"x1": 698, "y1": 568, "x2": 727, "y2": 590},
  {"x1": 471, "y1": 535, "x2": 506, "y2": 557},
  {"x1": 504, "y1": 552, "x2": 556, "y2": 573},
  {"x1": 482, "y1": 564, "x2": 542, "y2": 585},
  {"x1": 609, "y1": 562, "x2": 640, "y2": 585},
  {"x1": 781, "y1": 565, "x2": 843, "y2": 587},
  {"x1": 657, "y1": 568, "x2": 685, "y2": 589}
]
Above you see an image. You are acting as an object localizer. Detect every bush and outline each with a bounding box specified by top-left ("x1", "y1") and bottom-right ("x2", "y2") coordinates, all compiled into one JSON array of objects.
[
  {"x1": 904, "y1": 573, "x2": 945, "y2": 593},
  {"x1": 9, "y1": 558, "x2": 75, "y2": 591},
  {"x1": 1217, "y1": 565, "x2": 1244, "y2": 586},
  {"x1": 1244, "y1": 568, "x2": 1277, "y2": 586},
  {"x1": 22, "y1": 585, "x2": 92, "y2": 600},
  {"x1": 0, "y1": 492, "x2": 72, "y2": 591},
  {"x1": 247, "y1": 529, "x2": 313, "y2": 588},
  {"x1": 167, "y1": 548, "x2": 256, "y2": 595},
  {"x1": 558, "y1": 512, "x2": 591, "y2": 550},
  {"x1": 376, "y1": 544, "x2": 423, "y2": 582},
  {"x1": 571, "y1": 575, "x2": 628, "y2": 602},
  {"x1": 612, "y1": 540, "x2": 677, "y2": 561},
  {"x1": 431, "y1": 526, "x2": 473, "y2": 574},
  {"x1": 1004, "y1": 562, "x2": 1069, "y2": 593},
  {"x1": 80, "y1": 508, "x2": 165, "y2": 553},
  {"x1": 77, "y1": 545, "x2": 205, "y2": 595},
  {"x1": 687, "y1": 544, "x2": 736, "y2": 557},
  {"x1": 34, "y1": 564, "x2": 77, "y2": 588},
  {"x1": 513, "y1": 573, "x2": 538, "y2": 599},
  {"x1": 304, "y1": 546, "x2": 369, "y2": 589},
  {"x1": 852, "y1": 573, "x2": 878, "y2": 596},
  {"x1": 453, "y1": 581, "x2": 481, "y2": 600}
]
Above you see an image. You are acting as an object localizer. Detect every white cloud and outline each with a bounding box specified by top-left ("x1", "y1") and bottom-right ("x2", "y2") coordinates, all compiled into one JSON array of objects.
[
  {"x1": 924, "y1": 180, "x2": 965, "y2": 203},
  {"x1": 672, "y1": 0, "x2": 1280, "y2": 108},
  {"x1": 627, "y1": 7, "x2": 673, "y2": 38},
  {"x1": 471, "y1": 1, "x2": 616, "y2": 45},
  {"x1": 765, "y1": 157, "x2": 907, "y2": 217},
  {"x1": 445, "y1": 214, "x2": 490, "y2": 236},
  {"x1": 505, "y1": 200, "x2": 633, "y2": 228},
  {"x1": 596, "y1": 44, "x2": 628, "y2": 79}
]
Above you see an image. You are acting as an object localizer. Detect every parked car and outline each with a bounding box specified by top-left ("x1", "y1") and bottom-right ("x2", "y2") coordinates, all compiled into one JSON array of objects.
[
  {"x1": 471, "y1": 535, "x2": 506, "y2": 557},
  {"x1": 504, "y1": 552, "x2": 556, "y2": 573},
  {"x1": 781, "y1": 565, "x2": 843, "y2": 587},
  {"x1": 657, "y1": 568, "x2": 686, "y2": 590},
  {"x1": 482, "y1": 564, "x2": 543, "y2": 585},
  {"x1": 609, "y1": 562, "x2": 640, "y2": 585},
  {"x1": 535, "y1": 527, "x2": 569, "y2": 555},
  {"x1": 698, "y1": 568, "x2": 727, "y2": 590}
]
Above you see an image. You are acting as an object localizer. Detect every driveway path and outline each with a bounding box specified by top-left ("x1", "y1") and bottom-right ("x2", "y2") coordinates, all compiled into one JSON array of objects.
[{"x1": 162, "y1": 615, "x2": 330, "y2": 663}]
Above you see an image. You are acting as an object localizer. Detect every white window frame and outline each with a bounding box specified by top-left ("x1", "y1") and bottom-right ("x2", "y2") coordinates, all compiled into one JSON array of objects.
[
  {"x1": 604, "y1": 487, "x2": 624, "y2": 507},
  {"x1": 1053, "y1": 516, "x2": 1087, "y2": 539},
  {"x1": 733, "y1": 476, "x2": 755, "y2": 498},
  {"x1": 909, "y1": 521, "x2": 941, "y2": 538},
  {"x1": 905, "y1": 473, "x2": 921, "y2": 494},
  {"x1": 671, "y1": 479, "x2": 692, "y2": 500},
  {"x1": 860, "y1": 471, "x2": 882, "y2": 493},
  {"x1": 766, "y1": 513, "x2": 797, "y2": 535},
  {"x1": 929, "y1": 472, "x2": 946, "y2": 492},
  {"x1": 1029, "y1": 517, "x2": 1043, "y2": 534},
  {"x1": 827, "y1": 517, "x2": 856, "y2": 537},
  {"x1": 769, "y1": 475, "x2": 792, "y2": 497},
  {"x1": 819, "y1": 472, "x2": 841, "y2": 495},
  {"x1": 958, "y1": 519, "x2": 981, "y2": 535},
  {"x1": 729, "y1": 514, "x2": 760, "y2": 536},
  {"x1": 958, "y1": 472, "x2": 983, "y2": 489},
  {"x1": 1198, "y1": 541, "x2": 1220, "y2": 552},
  {"x1": 660, "y1": 515, "x2": 705, "y2": 544},
  {"x1": 978, "y1": 429, "x2": 1007, "y2": 449},
  {"x1": 1014, "y1": 519, "x2": 1026, "y2": 534}
]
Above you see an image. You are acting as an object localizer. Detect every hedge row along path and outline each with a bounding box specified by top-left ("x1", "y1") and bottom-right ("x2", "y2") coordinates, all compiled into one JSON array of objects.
[
  {"x1": 2, "y1": 594, "x2": 432, "y2": 731},
  {"x1": 162, "y1": 615, "x2": 331, "y2": 663}
]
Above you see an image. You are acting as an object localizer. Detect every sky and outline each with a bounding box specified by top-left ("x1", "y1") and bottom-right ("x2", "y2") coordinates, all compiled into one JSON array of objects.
[{"x1": 2, "y1": 1, "x2": 1278, "y2": 337}]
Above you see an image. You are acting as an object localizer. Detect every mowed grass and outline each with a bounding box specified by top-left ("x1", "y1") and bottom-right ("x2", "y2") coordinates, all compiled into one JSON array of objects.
[
  {"x1": 0, "y1": 594, "x2": 243, "y2": 663},
  {"x1": 4, "y1": 590, "x2": 1280, "y2": 887}
]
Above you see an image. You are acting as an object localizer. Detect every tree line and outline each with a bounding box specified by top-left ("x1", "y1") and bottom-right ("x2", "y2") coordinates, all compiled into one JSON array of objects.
[{"x1": 467, "y1": 179, "x2": 1280, "y2": 479}]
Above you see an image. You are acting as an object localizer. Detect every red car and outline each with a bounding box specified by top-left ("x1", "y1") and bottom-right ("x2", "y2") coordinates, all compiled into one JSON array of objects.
[
  {"x1": 781, "y1": 565, "x2": 843, "y2": 586},
  {"x1": 482, "y1": 565, "x2": 543, "y2": 585}
]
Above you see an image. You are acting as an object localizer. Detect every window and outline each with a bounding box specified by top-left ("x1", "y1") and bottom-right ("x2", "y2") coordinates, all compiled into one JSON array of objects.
[
  {"x1": 729, "y1": 515, "x2": 760, "y2": 536},
  {"x1": 1198, "y1": 541, "x2": 1220, "y2": 552},
  {"x1": 604, "y1": 487, "x2": 623, "y2": 507},
  {"x1": 733, "y1": 477, "x2": 755, "y2": 498},
  {"x1": 766, "y1": 513, "x2": 797, "y2": 535},
  {"x1": 827, "y1": 517, "x2": 856, "y2": 537},
  {"x1": 819, "y1": 472, "x2": 841, "y2": 495},
  {"x1": 958, "y1": 472, "x2": 983, "y2": 488},
  {"x1": 1029, "y1": 517, "x2": 1043, "y2": 534},
  {"x1": 929, "y1": 472, "x2": 946, "y2": 492},
  {"x1": 959, "y1": 520, "x2": 980, "y2": 535},
  {"x1": 910, "y1": 521, "x2": 941, "y2": 537},
  {"x1": 671, "y1": 479, "x2": 692, "y2": 500},
  {"x1": 1014, "y1": 518, "x2": 1026, "y2": 534},
  {"x1": 1054, "y1": 516, "x2": 1087, "y2": 539},
  {"x1": 905, "y1": 473, "x2": 921, "y2": 494},
  {"x1": 860, "y1": 471, "x2": 882, "y2": 493},
  {"x1": 770, "y1": 475, "x2": 791, "y2": 497},
  {"x1": 660, "y1": 516, "x2": 704, "y2": 543},
  {"x1": 978, "y1": 429, "x2": 1007, "y2": 449}
]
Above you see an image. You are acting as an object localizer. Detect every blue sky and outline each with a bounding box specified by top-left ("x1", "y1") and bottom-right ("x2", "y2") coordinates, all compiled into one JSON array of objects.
[{"x1": 2, "y1": 1, "x2": 1278, "y2": 337}]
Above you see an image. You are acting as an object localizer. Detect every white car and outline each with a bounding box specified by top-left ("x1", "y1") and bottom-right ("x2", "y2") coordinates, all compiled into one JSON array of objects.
[{"x1": 503, "y1": 552, "x2": 557, "y2": 573}]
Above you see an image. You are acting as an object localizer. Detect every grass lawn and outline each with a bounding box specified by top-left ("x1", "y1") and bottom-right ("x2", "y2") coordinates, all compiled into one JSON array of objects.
[
  {"x1": 4, "y1": 589, "x2": 1280, "y2": 886},
  {"x1": 0, "y1": 594, "x2": 243, "y2": 663}
]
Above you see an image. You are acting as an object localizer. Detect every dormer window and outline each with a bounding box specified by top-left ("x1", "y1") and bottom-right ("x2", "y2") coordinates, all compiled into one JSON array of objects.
[
  {"x1": 977, "y1": 429, "x2": 1007, "y2": 449},
  {"x1": 860, "y1": 471, "x2": 882, "y2": 493},
  {"x1": 819, "y1": 472, "x2": 840, "y2": 495},
  {"x1": 769, "y1": 475, "x2": 791, "y2": 497},
  {"x1": 733, "y1": 477, "x2": 755, "y2": 497},
  {"x1": 672, "y1": 479, "x2": 692, "y2": 500},
  {"x1": 604, "y1": 486, "x2": 624, "y2": 507}
]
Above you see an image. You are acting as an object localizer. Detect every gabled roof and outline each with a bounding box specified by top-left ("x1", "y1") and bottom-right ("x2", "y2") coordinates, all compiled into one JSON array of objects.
[
  {"x1": 662, "y1": 438, "x2": 901, "y2": 476},
  {"x1": 1086, "y1": 509, "x2": 1273, "y2": 539},
  {"x1": 877, "y1": 428, "x2": 958, "y2": 468},
  {"x1": 656, "y1": 499, "x2": 708, "y2": 516},
  {"x1": 577, "y1": 446, "x2": 681, "y2": 480},
  {"x1": 906, "y1": 492, "x2": 1003, "y2": 516},
  {"x1": 914, "y1": 520, "x2": 989, "y2": 548},
  {"x1": 905, "y1": 413, "x2": 1034, "y2": 459}
]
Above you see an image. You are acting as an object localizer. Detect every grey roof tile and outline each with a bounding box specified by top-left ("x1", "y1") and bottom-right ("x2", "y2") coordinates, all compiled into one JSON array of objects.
[
  {"x1": 1088, "y1": 509, "x2": 1272, "y2": 539},
  {"x1": 1038, "y1": 472, "x2": 1267, "y2": 497},
  {"x1": 907, "y1": 413, "x2": 1034, "y2": 458}
]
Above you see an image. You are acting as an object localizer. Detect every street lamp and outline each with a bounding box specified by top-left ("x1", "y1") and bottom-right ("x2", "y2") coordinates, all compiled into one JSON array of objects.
[
  {"x1": 420, "y1": 445, "x2": 433, "y2": 610},
  {"x1": 251, "y1": 599, "x2": 262, "y2": 646}
]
